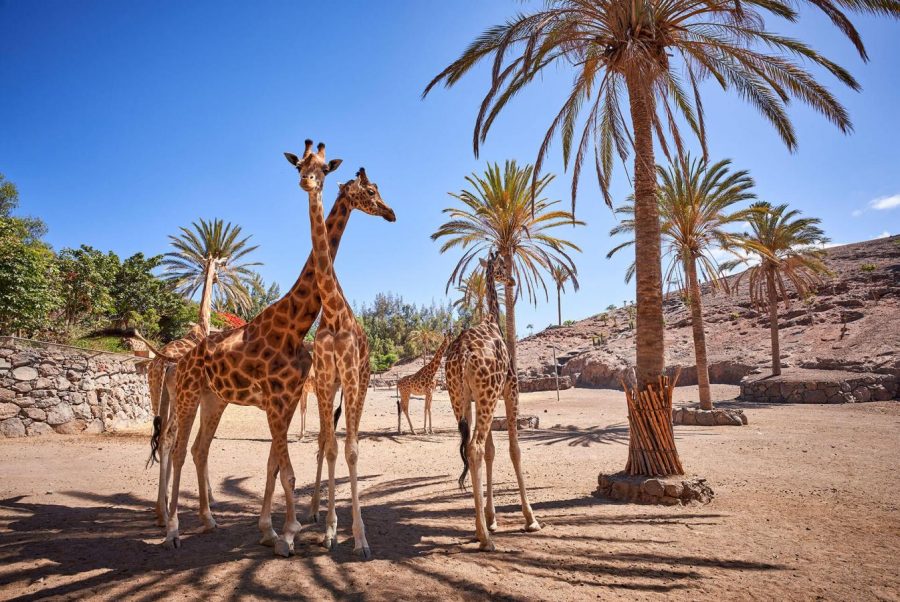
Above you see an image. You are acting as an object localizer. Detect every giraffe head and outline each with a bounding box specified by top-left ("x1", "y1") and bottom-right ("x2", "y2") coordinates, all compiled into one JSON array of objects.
[
  {"x1": 284, "y1": 139, "x2": 343, "y2": 192},
  {"x1": 338, "y1": 167, "x2": 396, "y2": 222},
  {"x1": 481, "y1": 250, "x2": 515, "y2": 288}
]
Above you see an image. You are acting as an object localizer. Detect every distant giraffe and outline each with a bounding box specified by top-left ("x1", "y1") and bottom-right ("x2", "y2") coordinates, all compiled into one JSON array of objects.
[
  {"x1": 396, "y1": 333, "x2": 450, "y2": 434},
  {"x1": 289, "y1": 141, "x2": 396, "y2": 559},
  {"x1": 297, "y1": 361, "x2": 317, "y2": 439},
  {"x1": 444, "y1": 250, "x2": 540, "y2": 551},
  {"x1": 159, "y1": 141, "x2": 392, "y2": 556}
]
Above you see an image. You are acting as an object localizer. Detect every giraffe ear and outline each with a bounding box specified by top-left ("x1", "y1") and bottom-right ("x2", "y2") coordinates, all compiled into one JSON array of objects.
[
  {"x1": 284, "y1": 152, "x2": 301, "y2": 166},
  {"x1": 479, "y1": 257, "x2": 488, "y2": 269},
  {"x1": 323, "y1": 158, "x2": 343, "y2": 174}
]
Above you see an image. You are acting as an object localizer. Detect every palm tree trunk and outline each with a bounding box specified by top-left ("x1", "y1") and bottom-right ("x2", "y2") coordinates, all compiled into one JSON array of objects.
[
  {"x1": 684, "y1": 254, "x2": 712, "y2": 409},
  {"x1": 623, "y1": 75, "x2": 683, "y2": 477},
  {"x1": 766, "y1": 267, "x2": 781, "y2": 376},
  {"x1": 502, "y1": 249, "x2": 517, "y2": 372},
  {"x1": 557, "y1": 283, "x2": 562, "y2": 326},
  {"x1": 627, "y1": 76, "x2": 665, "y2": 390},
  {"x1": 197, "y1": 260, "x2": 216, "y2": 335}
]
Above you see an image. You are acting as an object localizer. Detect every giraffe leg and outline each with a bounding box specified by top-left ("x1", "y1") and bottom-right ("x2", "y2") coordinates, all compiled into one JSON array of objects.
[
  {"x1": 270, "y1": 399, "x2": 303, "y2": 558},
  {"x1": 468, "y1": 395, "x2": 497, "y2": 552},
  {"x1": 308, "y1": 383, "x2": 338, "y2": 524},
  {"x1": 484, "y1": 429, "x2": 497, "y2": 532},
  {"x1": 424, "y1": 390, "x2": 433, "y2": 434},
  {"x1": 192, "y1": 392, "x2": 226, "y2": 533},
  {"x1": 258, "y1": 441, "x2": 279, "y2": 547},
  {"x1": 318, "y1": 378, "x2": 340, "y2": 551},
  {"x1": 340, "y1": 365, "x2": 370, "y2": 558},
  {"x1": 299, "y1": 391, "x2": 308, "y2": 439},
  {"x1": 155, "y1": 387, "x2": 172, "y2": 527},
  {"x1": 164, "y1": 393, "x2": 199, "y2": 550},
  {"x1": 402, "y1": 392, "x2": 416, "y2": 435},
  {"x1": 504, "y1": 377, "x2": 540, "y2": 532}
]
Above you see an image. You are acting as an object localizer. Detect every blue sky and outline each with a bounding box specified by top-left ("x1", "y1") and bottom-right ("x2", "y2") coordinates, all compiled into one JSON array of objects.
[{"x1": 1, "y1": 1, "x2": 898, "y2": 333}]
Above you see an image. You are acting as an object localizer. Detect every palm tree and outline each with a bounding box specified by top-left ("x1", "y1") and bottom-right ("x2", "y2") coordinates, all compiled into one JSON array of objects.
[
  {"x1": 608, "y1": 157, "x2": 755, "y2": 409},
  {"x1": 729, "y1": 202, "x2": 829, "y2": 376},
  {"x1": 423, "y1": 0, "x2": 890, "y2": 476},
  {"x1": 452, "y1": 269, "x2": 506, "y2": 325},
  {"x1": 162, "y1": 218, "x2": 260, "y2": 334},
  {"x1": 432, "y1": 161, "x2": 584, "y2": 370},
  {"x1": 550, "y1": 264, "x2": 580, "y2": 326},
  {"x1": 408, "y1": 325, "x2": 444, "y2": 365}
]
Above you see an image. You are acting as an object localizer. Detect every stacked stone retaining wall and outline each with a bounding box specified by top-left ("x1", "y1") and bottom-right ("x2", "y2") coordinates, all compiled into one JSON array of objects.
[{"x1": 0, "y1": 337, "x2": 151, "y2": 438}]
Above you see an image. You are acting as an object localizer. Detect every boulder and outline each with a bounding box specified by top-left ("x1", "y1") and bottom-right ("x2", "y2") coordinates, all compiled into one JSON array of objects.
[
  {"x1": 11, "y1": 366, "x2": 38, "y2": 381},
  {"x1": 26, "y1": 422, "x2": 54, "y2": 436},
  {"x1": 0, "y1": 417, "x2": 26, "y2": 438},
  {"x1": 0, "y1": 402, "x2": 19, "y2": 420},
  {"x1": 46, "y1": 403, "x2": 75, "y2": 426}
]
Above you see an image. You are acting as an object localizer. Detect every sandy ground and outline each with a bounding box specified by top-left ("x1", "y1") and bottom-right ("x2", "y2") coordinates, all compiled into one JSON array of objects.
[{"x1": 1, "y1": 385, "x2": 898, "y2": 601}]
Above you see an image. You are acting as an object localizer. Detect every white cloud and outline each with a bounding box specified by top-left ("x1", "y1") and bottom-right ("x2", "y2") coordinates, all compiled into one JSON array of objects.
[
  {"x1": 876, "y1": 231, "x2": 891, "y2": 239},
  {"x1": 870, "y1": 194, "x2": 900, "y2": 211},
  {"x1": 851, "y1": 209, "x2": 863, "y2": 217}
]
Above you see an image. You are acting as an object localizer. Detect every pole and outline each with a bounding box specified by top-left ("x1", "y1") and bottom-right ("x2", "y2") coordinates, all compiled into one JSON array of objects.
[{"x1": 552, "y1": 346, "x2": 560, "y2": 403}]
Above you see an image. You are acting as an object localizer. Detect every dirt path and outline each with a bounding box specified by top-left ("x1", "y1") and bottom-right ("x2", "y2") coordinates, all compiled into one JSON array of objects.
[{"x1": 1, "y1": 386, "x2": 898, "y2": 601}]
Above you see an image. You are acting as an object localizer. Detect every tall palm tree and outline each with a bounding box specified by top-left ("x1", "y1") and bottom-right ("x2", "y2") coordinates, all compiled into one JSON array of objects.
[
  {"x1": 432, "y1": 161, "x2": 584, "y2": 370},
  {"x1": 423, "y1": 0, "x2": 888, "y2": 397},
  {"x1": 608, "y1": 157, "x2": 755, "y2": 409},
  {"x1": 452, "y1": 269, "x2": 506, "y2": 325},
  {"x1": 729, "y1": 202, "x2": 829, "y2": 376},
  {"x1": 549, "y1": 263, "x2": 580, "y2": 326},
  {"x1": 162, "y1": 218, "x2": 260, "y2": 334},
  {"x1": 408, "y1": 324, "x2": 444, "y2": 365}
]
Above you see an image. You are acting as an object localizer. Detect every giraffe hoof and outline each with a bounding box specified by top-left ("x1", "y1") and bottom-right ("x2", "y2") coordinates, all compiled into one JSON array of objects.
[
  {"x1": 163, "y1": 536, "x2": 181, "y2": 550},
  {"x1": 487, "y1": 520, "x2": 498, "y2": 532},
  {"x1": 525, "y1": 521, "x2": 542, "y2": 532},
  {"x1": 353, "y1": 545, "x2": 372, "y2": 560},
  {"x1": 259, "y1": 531, "x2": 278, "y2": 547},
  {"x1": 322, "y1": 537, "x2": 335, "y2": 551},
  {"x1": 201, "y1": 518, "x2": 218, "y2": 533},
  {"x1": 155, "y1": 516, "x2": 167, "y2": 528},
  {"x1": 273, "y1": 538, "x2": 294, "y2": 558},
  {"x1": 479, "y1": 540, "x2": 496, "y2": 552},
  {"x1": 306, "y1": 512, "x2": 319, "y2": 525}
]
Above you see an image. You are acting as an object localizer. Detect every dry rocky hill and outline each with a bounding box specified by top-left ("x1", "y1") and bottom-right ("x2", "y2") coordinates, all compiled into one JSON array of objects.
[{"x1": 382, "y1": 235, "x2": 899, "y2": 393}]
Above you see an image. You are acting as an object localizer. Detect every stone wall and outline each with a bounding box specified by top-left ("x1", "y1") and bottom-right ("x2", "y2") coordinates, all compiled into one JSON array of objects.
[
  {"x1": 0, "y1": 338, "x2": 151, "y2": 438},
  {"x1": 739, "y1": 369, "x2": 897, "y2": 404}
]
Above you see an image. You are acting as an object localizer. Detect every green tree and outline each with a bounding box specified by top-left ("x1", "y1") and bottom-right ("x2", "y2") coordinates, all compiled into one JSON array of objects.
[
  {"x1": 217, "y1": 271, "x2": 281, "y2": 321},
  {"x1": 0, "y1": 219, "x2": 60, "y2": 336},
  {"x1": 161, "y1": 218, "x2": 260, "y2": 334},
  {"x1": 56, "y1": 245, "x2": 121, "y2": 329},
  {"x1": 432, "y1": 161, "x2": 583, "y2": 370},
  {"x1": 549, "y1": 264, "x2": 579, "y2": 327},
  {"x1": 609, "y1": 157, "x2": 755, "y2": 408},
  {"x1": 729, "y1": 202, "x2": 829, "y2": 376}
]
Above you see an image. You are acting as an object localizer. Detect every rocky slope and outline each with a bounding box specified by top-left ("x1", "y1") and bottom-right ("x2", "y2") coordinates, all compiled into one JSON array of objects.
[{"x1": 514, "y1": 235, "x2": 900, "y2": 388}]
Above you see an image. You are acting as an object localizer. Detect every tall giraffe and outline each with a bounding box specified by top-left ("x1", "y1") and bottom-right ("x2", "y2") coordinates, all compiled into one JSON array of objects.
[
  {"x1": 160, "y1": 141, "x2": 394, "y2": 557},
  {"x1": 444, "y1": 250, "x2": 540, "y2": 551},
  {"x1": 291, "y1": 143, "x2": 395, "y2": 559},
  {"x1": 396, "y1": 333, "x2": 450, "y2": 435}
]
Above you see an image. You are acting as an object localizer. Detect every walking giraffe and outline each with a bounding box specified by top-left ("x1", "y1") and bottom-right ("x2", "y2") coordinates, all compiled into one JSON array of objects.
[
  {"x1": 396, "y1": 333, "x2": 450, "y2": 435},
  {"x1": 159, "y1": 141, "x2": 393, "y2": 557},
  {"x1": 288, "y1": 141, "x2": 395, "y2": 559},
  {"x1": 444, "y1": 250, "x2": 540, "y2": 551}
]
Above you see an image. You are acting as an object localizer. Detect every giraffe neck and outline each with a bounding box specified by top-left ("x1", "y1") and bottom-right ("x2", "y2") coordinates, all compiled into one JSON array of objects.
[
  {"x1": 485, "y1": 262, "x2": 502, "y2": 327},
  {"x1": 307, "y1": 186, "x2": 342, "y2": 319},
  {"x1": 422, "y1": 339, "x2": 448, "y2": 378}
]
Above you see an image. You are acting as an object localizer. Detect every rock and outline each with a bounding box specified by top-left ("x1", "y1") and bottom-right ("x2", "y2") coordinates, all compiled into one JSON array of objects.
[
  {"x1": 53, "y1": 419, "x2": 86, "y2": 434},
  {"x1": 0, "y1": 402, "x2": 19, "y2": 420},
  {"x1": 56, "y1": 377, "x2": 72, "y2": 391},
  {"x1": 0, "y1": 358, "x2": 10, "y2": 369},
  {"x1": 491, "y1": 415, "x2": 540, "y2": 431},
  {"x1": 24, "y1": 407, "x2": 46, "y2": 421},
  {"x1": 27, "y1": 422, "x2": 54, "y2": 436},
  {"x1": 852, "y1": 387, "x2": 871, "y2": 402},
  {"x1": 11, "y1": 366, "x2": 38, "y2": 381},
  {"x1": 696, "y1": 411, "x2": 716, "y2": 426},
  {"x1": 46, "y1": 403, "x2": 75, "y2": 426},
  {"x1": 872, "y1": 385, "x2": 893, "y2": 401},
  {"x1": 714, "y1": 412, "x2": 730, "y2": 425},
  {"x1": 803, "y1": 389, "x2": 827, "y2": 403},
  {"x1": 664, "y1": 483, "x2": 684, "y2": 498},
  {"x1": 0, "y1": 417, "x2": 26, "y2": 438},
  {"x1": 83, "y1": 419, "x2": 104, "y2": 434},
  {"x1": 642, "y1": 479, "x2": 665, "y2": 497}
]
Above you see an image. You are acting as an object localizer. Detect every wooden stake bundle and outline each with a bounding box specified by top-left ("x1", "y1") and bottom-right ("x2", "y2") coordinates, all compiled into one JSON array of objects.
[{"x1": 621, "y1": 369, "x2": 685, "y2": 476}]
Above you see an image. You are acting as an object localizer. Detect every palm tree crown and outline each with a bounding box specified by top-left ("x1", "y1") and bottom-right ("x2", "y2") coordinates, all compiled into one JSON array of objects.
[{"x1": 162, "y1": 218, "x2": 260, "y2": 332}]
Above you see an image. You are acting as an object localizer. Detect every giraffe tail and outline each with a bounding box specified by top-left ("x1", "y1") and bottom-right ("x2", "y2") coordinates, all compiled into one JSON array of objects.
[
  {"x1": 457, "y1": 417, "x2": 469, "y2": 490},
  {"x1": 396, "y1": 385, "x2": 400, "y2": 421},
  {"x1": 146, "y1": 414, "x2": 162, "y2": 469},
  {"x1": 333, "y1": 390, "x2": 343, "y2": 429}
]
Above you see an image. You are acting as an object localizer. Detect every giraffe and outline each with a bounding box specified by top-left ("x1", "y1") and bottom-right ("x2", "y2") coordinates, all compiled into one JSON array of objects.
[
  {"x1": 297, "y1": 361, "x2": 317, "y2": 439},
  {"x1": 396, "y1": 333, "x2": 450, "y2": 435},
  {"x1": 290, "y1": 142, "x2": 395, "y2": 559},
  {"x1": 444, "y1": 250, "x2": 540, "y2": 551},
  {"x1": 133, "y1": 324, "x2": 210, "y2": 528},
  {"x1": 160, "y1": 140, "x2": 394, "y2": 557}
]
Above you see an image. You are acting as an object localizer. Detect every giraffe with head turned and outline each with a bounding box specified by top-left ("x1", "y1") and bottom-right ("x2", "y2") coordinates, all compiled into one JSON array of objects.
[
  {"x1": 286, "y1": 140, "x2": 395, "y2": 559},
  {"x1": 159, "y1": 141, "x2": 394, "y2": 557},
  {"x1": 444, "y1": 249, "x2": 541, "y2": 551},
  {"x1": 396, "y1": 333, "x2": 450, "y2": 435}
]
